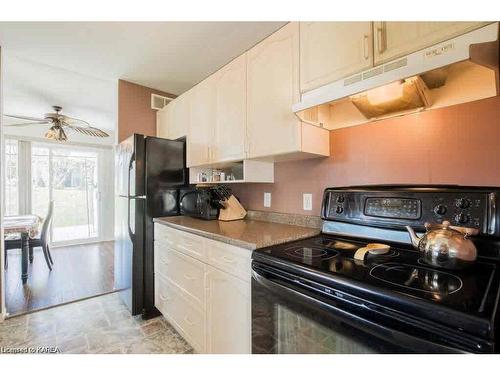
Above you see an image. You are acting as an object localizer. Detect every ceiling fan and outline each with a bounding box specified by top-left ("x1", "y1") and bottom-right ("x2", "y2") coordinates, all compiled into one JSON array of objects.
[{"x1": 3, "y1": 105, "x2": 109, "y2": 142}]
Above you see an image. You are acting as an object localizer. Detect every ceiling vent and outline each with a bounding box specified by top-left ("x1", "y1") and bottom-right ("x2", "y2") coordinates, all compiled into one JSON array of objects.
[{"x1": 151, "y1": 94, "x2": 174, "y2": 110}]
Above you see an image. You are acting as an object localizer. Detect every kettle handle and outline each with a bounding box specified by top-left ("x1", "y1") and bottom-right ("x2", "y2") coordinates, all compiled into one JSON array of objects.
[
  {"x1": 424, "y1": 221, "x2": 479, "y2": 237},
  {"x1": 449, "y1": 225, "x2": 479, "y2": 237},
  {"x1": 424, "y1": 221, "x2": 451, "y2": 231}
]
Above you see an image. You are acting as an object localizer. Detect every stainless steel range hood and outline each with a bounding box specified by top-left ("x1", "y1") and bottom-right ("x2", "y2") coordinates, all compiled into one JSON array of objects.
[{"x1": 293, "y1": 22, "x2": 500, "y2": 130}]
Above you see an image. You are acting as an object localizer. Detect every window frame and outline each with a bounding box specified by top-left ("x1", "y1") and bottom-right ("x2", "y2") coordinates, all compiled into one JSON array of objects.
[{"x1": 3, "y1": 135, "x2": 114, "y2": 247}]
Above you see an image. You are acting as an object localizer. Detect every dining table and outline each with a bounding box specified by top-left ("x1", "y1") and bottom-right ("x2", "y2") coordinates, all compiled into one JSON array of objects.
[{"x1": 3, "y1": 215, "x2": 41, "y2": 283}]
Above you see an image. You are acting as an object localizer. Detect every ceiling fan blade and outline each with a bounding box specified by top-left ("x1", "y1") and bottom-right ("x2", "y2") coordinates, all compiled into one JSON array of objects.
[
  {"x1": 64, "y1": 123, "x2": 109, "y2": 137},
  {"x1": 62, "y1": 115, "x2": 91, "y2": 127},
  {"x1": 4, "y1": 114, "x2": 47, "y2": 122},
  {"x1": 4, "y1": 121, "x2": 51, "y2": 127}
]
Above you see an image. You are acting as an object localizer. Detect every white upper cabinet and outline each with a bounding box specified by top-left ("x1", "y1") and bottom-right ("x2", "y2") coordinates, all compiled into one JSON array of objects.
[
  {"x1": 300, "y1": 22, "x2": 373, "y2": 93},
  {"x1": 169, "y1": 92, "x2": 190, "y2": 140},
  {"x1": 187, "y1": 76, "x2": 215, "y2": 167},
  {"x1": 247, "y1": 22, "x2": 329, "y2": 161},
  {"x1": 247, "y1": 22, "x2": 302, "y2": 158},
  {"x1": 157, "y1": 93, "x2": 189, "y2": 140},
  {"x1": 156, "y1": 103, "x2": 172, "y2": 139},
  {"x1": 373, "y1": 22, "x2": 489, "y2": 65},
  {"x1": 213, "y1": 54, "x2": 247, "y2": 163}
]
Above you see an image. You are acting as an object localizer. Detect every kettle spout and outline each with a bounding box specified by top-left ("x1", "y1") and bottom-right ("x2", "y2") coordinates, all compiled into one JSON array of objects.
[{"x1": 405, "y1": 225, "x2": 421, "y2": 250}]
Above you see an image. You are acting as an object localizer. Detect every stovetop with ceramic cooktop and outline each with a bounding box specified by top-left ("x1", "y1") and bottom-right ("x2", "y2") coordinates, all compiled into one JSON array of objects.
[
  {"x1": 252, "y1": 186, "x2": 500, "y2": 342},
  {"x1": 255, "y1": 234, "x2": 497, "y2": 315}
]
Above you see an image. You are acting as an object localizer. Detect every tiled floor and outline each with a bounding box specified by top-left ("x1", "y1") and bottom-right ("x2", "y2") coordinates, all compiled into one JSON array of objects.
[{"x1": 0, "y1": 292, "x2": 193, "y2": 354}]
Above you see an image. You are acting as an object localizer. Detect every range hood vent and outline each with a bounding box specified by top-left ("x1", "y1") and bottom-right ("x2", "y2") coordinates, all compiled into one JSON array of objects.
[
  {"x1": 294, "y1": 22, "x2": 500, "y2": 130},
  {"x1": 350, "y1": 76, "x2": 431, "y2": 119}
]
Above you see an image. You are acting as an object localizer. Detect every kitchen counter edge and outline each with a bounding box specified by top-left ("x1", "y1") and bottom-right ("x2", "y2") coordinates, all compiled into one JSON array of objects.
[{"x1": 153, "y1": 216, "x2": 320, "y2": 250}]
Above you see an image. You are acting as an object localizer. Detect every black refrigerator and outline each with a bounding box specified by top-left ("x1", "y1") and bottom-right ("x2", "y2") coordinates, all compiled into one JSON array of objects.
[{"x1": 115, "y1": 134, "x2": 187, "y2": 318}]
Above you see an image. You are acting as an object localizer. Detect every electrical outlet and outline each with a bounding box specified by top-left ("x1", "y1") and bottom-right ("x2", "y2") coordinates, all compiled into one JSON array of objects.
[
  {"x1": 303, "y1": 193, "x2": 313, "y2": 211},
  {"x1": 264, "y1": 192, "x2": 271, "y2": 208}
]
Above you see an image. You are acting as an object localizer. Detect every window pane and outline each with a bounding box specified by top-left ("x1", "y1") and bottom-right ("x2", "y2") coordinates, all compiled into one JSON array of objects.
[
  {"x1": 31, "y1": 145, "x2": 50, "y2": 219},
  {"x1": 4, "y1": 139, "x2": 19, "y2": 216},
  {"x1": 31, "y1": 144, "x2": 100, "y2": 243}
]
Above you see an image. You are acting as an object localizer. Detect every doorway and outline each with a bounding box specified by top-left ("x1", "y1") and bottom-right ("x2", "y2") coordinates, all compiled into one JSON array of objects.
[
  {"x1": 31, "y1": 143, "x2": 100, "y2": 244},
  {"x1": 2, "y1": 137, "x2": 115, "y2": 316}
]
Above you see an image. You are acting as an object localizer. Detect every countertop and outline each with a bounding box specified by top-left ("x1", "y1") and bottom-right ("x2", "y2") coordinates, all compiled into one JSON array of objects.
[{"x1": 153, "y1": 216, "x2": 320, "y2": 250}]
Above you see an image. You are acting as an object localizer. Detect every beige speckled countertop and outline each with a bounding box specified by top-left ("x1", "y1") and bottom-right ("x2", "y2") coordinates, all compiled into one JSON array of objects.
[{"x1": 153, "y1": 216, "x2": 320, "y2": 250}]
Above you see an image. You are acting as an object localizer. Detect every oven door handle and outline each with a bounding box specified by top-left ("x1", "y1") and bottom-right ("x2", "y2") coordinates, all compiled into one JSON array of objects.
[{"x1": 252, "y1": 265, "x2": 478, "y2": 354}]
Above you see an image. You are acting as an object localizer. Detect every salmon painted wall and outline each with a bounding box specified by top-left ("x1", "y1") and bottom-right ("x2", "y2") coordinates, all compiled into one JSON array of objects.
[
  {"x1": 231, "y1": 96, "x2": 500, "y2": 217},
  {"x1": 118, "y1": 80, "x2": 176, "y2": 142}
]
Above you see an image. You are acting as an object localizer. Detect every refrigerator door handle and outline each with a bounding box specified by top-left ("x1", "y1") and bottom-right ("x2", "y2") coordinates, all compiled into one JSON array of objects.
[
  {"x1": 127, "y1": 198, "x2": 135, "y2": 242},
  {"x1": 127, "y1": 196, "x2": 146, "y2": 242},
  {"x1": 128, "y1": 151, "x2": 135, "y2": 197}
]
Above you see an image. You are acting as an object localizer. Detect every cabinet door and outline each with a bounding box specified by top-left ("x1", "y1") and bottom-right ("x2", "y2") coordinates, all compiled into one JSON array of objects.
[
  {"x1": 156, "y1": 104, "x2": 171, "y2": 139},
  {"x1": 187, "y1": 76, "x2": 215, "y2": 167},
  {"x1": 205, "y1": 266, "x2": 251, "y2": 354},
  {"x1": 170, "y1": 92, "x2": 189, "y2": 140},
  {"x1": 213, "y1": 54, "x2": 247, "y2": 163},
  {"x1": 247, "y1": 22, "x2": 301, "y2": 158},
  {"x1": 300, "y1": 22, "x2": 373, "y2": 93},
  {"x1": 374, "y1": 22, "x2": 489, "y2": 65}
]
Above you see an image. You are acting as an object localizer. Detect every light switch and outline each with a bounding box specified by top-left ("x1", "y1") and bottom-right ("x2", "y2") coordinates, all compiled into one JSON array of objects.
[
  {"x1": 264, "y1": 192, "x2": 271, "y2": 208},
  {"x1": 303, "y1": 193, "x2": 313, "y2": 211}
]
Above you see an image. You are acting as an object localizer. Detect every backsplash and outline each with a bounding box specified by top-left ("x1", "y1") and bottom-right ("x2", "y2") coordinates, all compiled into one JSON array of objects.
[{"x1": 231, "y1": 96, "x2": 500, "y2": 216}]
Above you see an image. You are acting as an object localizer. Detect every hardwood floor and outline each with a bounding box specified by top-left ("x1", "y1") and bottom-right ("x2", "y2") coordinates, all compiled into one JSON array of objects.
[{"x1": 5, "y1": 241, "x2": 115, "y2": 316}]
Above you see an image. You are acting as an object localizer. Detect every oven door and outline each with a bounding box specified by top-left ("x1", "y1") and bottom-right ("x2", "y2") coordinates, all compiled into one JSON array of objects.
[{"x1": 252, "y1": 261, "x2": 467, "y2": 354}]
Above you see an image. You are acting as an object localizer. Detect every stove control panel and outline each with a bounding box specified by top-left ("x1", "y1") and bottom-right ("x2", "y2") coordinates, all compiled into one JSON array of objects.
[
  {"x1": 364, "y1": 198, "x2": 420, "y2": 219},
  {"x1": 322, "y1": 186, "x2": 499, "y2": 236}
]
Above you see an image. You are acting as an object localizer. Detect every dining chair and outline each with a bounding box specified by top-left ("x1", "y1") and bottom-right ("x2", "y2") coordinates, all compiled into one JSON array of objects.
[{"x1": 4, "y1": 201, "x2": 54, "y2": 271}]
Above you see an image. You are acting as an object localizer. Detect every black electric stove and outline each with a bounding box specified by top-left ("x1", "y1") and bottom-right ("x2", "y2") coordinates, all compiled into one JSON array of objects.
[{"x1": 252, "y1": 186, "x2": 500, "y2": 354}]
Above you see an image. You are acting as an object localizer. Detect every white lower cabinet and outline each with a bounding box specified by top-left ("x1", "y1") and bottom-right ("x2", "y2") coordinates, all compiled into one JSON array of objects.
[
  {"x1": 154, "y1": 223, "x2": 252, "y2": 354},
  {"x1": 155, "y1": 273, "x2": 206, "y2": 353},
  {"x1": 205, "y1": 265, "x2": 251, "y2": 354}
]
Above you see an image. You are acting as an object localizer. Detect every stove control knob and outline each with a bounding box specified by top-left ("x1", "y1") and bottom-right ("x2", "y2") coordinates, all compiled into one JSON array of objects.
[
  {"x1": 456, "y1": 198, "x2": 471, "y2": 209},
  {"x1": 433, "y1": 204, "x2": 447, "y2": 216},
  {"x1": 455, "y1": 212, "x2": 470, "y2": 224},
  {"x1": 336, "y1": 195, "x2": 345, "y2": 203},
  {"x1": 335, "y1": 205, "x2": 344, "y2": 215}
]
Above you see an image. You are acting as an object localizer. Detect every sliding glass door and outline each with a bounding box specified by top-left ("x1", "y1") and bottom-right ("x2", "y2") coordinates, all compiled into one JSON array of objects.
[
  {"x1": 4, "y1": 139, "x2": 19, "y2": 216},
  {"x1": 32, "y1": 143, "x2": 100, "y2": 244}
]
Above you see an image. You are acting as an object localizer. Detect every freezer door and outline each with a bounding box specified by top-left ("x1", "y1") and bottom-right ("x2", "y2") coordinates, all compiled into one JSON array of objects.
[
  {"x1": 145, "y1": 136, "x2": 186, "y2": 190},
  {"x1": 116, "y1": 134, "x2": 146, "y2": 198}
]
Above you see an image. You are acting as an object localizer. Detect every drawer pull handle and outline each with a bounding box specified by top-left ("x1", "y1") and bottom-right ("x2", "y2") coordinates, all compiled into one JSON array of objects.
[
  {"x1": 183, "y1": 273, "x2": 195, "y2": 281},
  {"x1": 159, "y1": 293, "x2": 169, "y2": 302},
  {"x1": 222, "y1": 255, "x2": 235, "y2": 263},
  {"x1": 184, "y1": 316, "x2": 195, "y2": 326}
]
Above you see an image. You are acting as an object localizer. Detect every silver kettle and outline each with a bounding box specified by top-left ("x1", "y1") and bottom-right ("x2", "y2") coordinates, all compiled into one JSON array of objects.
[{"x1": 405, "y1": 221, "x2": 478, "y2": 270}]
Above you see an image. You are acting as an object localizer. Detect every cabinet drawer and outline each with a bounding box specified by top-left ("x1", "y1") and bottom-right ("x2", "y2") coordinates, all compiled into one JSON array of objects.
[
  {"x1": 155, "y1": 274, "x2": 206, "y2": 353},
  {"x1": 154, "y1": 243, "x2": 206, "y2": 308},
  {"x1": 155, "y1": 224, "x2": 207, "y2": 261},
  {"x1": 206, "y1": 239, "x2": 252, "y2": 282},
  {"x1": 154, "y1": 223, "x2": 176, "y2": 247}
]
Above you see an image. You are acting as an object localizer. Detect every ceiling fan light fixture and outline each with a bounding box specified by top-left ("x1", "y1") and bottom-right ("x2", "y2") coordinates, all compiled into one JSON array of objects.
[{"x1": 45, "y1": 125, "x2": 68, "y2": 142}]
